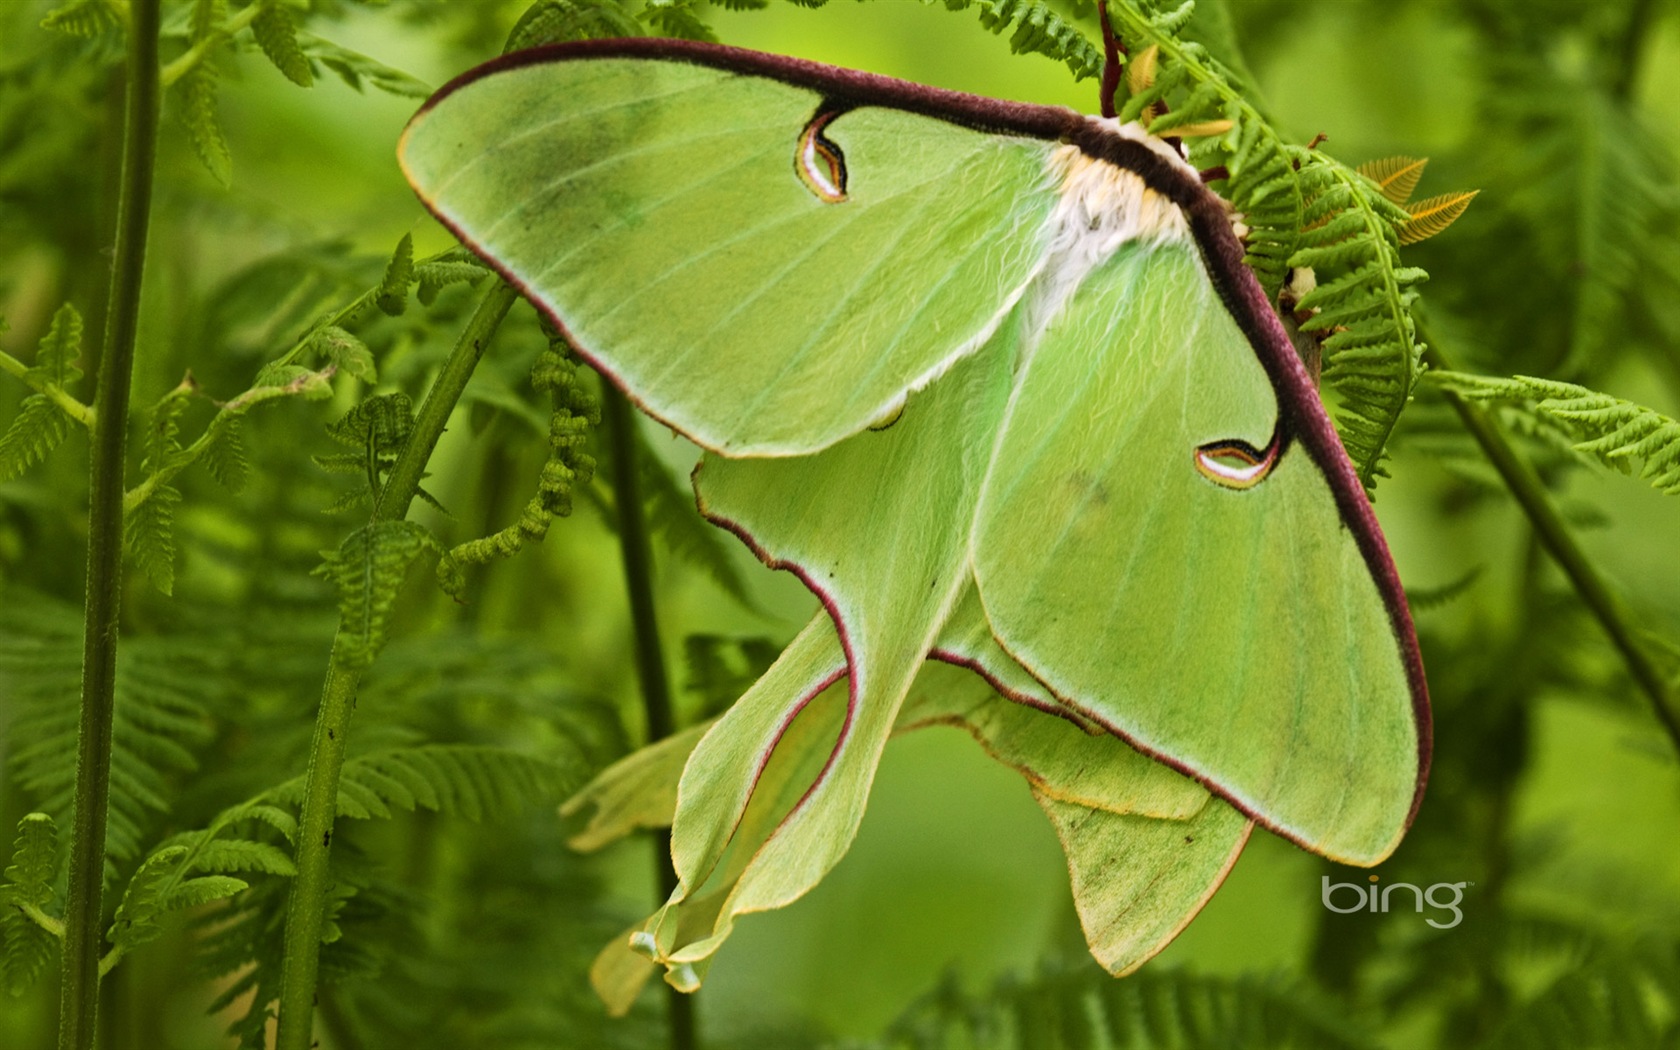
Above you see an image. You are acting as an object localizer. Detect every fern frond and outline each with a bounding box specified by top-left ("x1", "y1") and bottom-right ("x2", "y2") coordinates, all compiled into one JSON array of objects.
[
  {"x1": 307, "y1": 324, "x2": 376, "y2": 383},
  {"x1": 506, "y1": 0, "x2": 644, "y2": 50},
  {"x1": 1289, "y1": 154, "x2": 1429, "y2": 490},
  {"x1": 0, "y1": 596, "x2": 218, "y2": 871},
  {"x1": 415, "y1": 255, "x2": 490, "y2": 305},
  {"x1": 123, "y1": 384, "x2": 194, "y2": 593},
  {"x1": 315, "y1": 520, "x2": 439, "y2": 671},
  {"x1": 0, "y1": 303, "x2": 87, "y2": 480},
  {"x1": 883, "y1": 963, "x2": 1376, "y2": 1049},
  {"x1": 0, "y1": 396, "x2": 71, "y2": 482},
  {"x1": 125, "y1": 483, "x2": 182, "y2": 594},
  {"x1": 200, "y1": 414, "x2": 249, "y2": 492},
  {"x1": 39, "y1": 0, "x2": 122, "y2": 37},
  {"x1": 32, "y1": 301, "x2": 84, "y2": 386},
  {"x1": 1355, "y1": 155, "x2": 1427, "y2": 204},
  {"x1": 437, "y1": 343, "x2": 598, "y2": 599},
  {"x1": 182, "y1": 63, "x2": 232, "y2": 186},
  {"x1": 265, "y1": 745, "x2": 568, "y2": 822},
  {"x1": 251, "y1": 3, "x2": 313, "y2": 87},
  {"x1": 1399, "y1": 190, "x2": 1479, "y2": 245},
  {"x1": 937, "y1": 0, "x2": 1104, "y2": 79},
  {"x1": 1, "y1": 814, "x2": 62, "y2": 995},
  {"x1": 640, "y1": 0, "x2": 717, "y2": 41},
  {"x1": 298, "y1": 33, "x2": 433, "y2": 98},
  {"x1": 1429, "y1": 372, "x2": 1680, "y2": 494},
  {"x1": 374, "y1": 233, "x2": 414, "y2": 317}
]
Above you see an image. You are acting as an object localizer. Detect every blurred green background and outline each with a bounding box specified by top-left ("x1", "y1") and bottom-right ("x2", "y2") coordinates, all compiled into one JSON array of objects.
[{"x1": 2, "y1": 1, "x2": 1679, "y2": 1047}]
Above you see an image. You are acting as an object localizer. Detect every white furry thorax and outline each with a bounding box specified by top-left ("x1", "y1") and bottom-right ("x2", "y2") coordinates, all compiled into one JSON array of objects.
[{"x1": 1020, "y1": 121, "x2": 1192, "y2": 343}]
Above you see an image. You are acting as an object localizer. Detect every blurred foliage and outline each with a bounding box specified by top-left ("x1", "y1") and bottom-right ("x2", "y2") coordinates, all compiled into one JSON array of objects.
[{"x1": 0, "y1": 0, "x2": 1678, "y2": 1048}]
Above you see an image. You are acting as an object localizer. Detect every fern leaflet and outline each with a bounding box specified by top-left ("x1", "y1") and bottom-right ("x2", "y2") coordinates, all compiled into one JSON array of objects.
[
  {"x1": 1, "y1": 813, "x2": 62, "y2": 995},
  {"x1": 316, "y1": 520, "x2": 440, "y2": 671},
  {"x1": 1430, "y1": 372, "x2": 1680, "y2": 494}
]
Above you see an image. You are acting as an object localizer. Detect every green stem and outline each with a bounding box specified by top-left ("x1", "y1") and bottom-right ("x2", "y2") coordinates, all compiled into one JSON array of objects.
[
  {"x1": 600, "y1": 386, "x2": 697, "y2": 1050},
  {"x1": 0, "y1": 350, "x2": 97, "y2": 428},
  {"x1": 58, "y1": 1, "x2": 160, "y2": 1047},
  {"x1": 122, "y1": 247, "x2": 465, "y2": 515},
  {"x1": 1425, "y1": 337, "x2": 1680, "y2": 756},
  {"x1": 157, "y1": 1, "x2": 263, "y2": 88},
  {"x1": 273, "y1": 280, "x2": 518, "y2": 1050},
  {"x1": 123, "y1": 364, "x2": 334, "y2": 514}
]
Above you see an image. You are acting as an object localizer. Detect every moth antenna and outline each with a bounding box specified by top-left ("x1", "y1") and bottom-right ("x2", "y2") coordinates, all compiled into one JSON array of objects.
[{"x1": 1098, "y1": 0, "x2": 1123, "y2": 119}]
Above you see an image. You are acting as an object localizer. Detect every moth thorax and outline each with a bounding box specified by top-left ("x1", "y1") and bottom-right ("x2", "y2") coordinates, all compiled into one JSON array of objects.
[{"x1": 1047, "y1": 145, "x2": 1189, "y2": 259}]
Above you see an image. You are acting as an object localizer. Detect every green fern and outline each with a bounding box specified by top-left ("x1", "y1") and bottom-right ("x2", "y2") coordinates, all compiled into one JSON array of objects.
[
  {"x1": 641, "y1": 0, "x2": 718, "y2": 41},
  {"x1": 0, "y1": 595, "x2": 218, "y2": 871},
  {"x1": 315, "y1": 520, "x2": 440, "y2": 672},
  {"x1": 38, "y1": 0, "x2": 122, "y2": 37},
  {"x1": 315, "y1": 392, "x2": 419, "y2": 511},
  {"x1": 1290, "y1": 152, "x2": 1429, "y2": 489},
  {"x1": 880, "y1": 964, "x2": 1376, "y2": 1050},
  {"x1": 251, "y1": 2, "x2": 313, "y2": 87},
  {"x1": 1, "y1": 814, "x2": 62, "y2": 996},
  {"x1": 267, "y1": 745, "x2": 570, "y2": 822},
  {"x1": 1430, "y1": 373, "x2": 1680, "y2": 495},
  {"x1": 506, "y1": 0, "x2": 643, "y2": 49},
  {"x1": 124, "y1": 382, "x2": 197, "y2": 594},
  {"x1": 438, "y1": 340, "x2": 599, "y2": 598},
  {"x1": 108, "y1": 802, "x2": 296, "y2": 962},
  {"x1": 0, "y1": 303, "x2": 86, "y2": 481},
  {"x1": 182, "y1": 63, "x2": 233, "y2": 186},
  {"x1": 415, "y1": 254, "x2": 492, "y2": 305},
  {"x1": 374, "y1": 233, "x2": 415, "y2": 318},
  {"x1": 936, "y1": 0, "x2": 1104, "y2": 78},
  {"x1": 298, "y1": 32, "x2": 432, "y2": 98}
]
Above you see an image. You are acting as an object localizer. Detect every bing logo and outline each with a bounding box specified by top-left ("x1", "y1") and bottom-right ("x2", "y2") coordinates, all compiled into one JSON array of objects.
[{"x1": 1321, "y1": 874, "x2": 1467, "y2": 929}]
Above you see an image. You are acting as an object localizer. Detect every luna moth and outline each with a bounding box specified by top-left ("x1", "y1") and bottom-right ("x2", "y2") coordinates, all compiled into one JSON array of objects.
[{"x1": 398, "y1": 32, "x2": 1430, "y2": 996}]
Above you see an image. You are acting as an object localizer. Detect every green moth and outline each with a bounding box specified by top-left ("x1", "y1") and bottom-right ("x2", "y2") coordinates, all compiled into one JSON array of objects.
[{"x1": 399, "y1": 37, "x2": 1430, "y2": 995}]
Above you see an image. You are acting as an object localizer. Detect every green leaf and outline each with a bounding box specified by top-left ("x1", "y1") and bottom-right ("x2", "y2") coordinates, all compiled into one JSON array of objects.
[
  {"x1": 506, "y1": 0, "x2": 643, "y2": 50},
  {"x1": 251, "y1": 3, "x2": 313, "y2": 87},
  {"x1": 0, "y1": 396, "x2": 71, "y2": 482},
  {"x1": 938, "y1": 0, "x2": 1104, "y2": 79},
  {"x1": 165, "y1": 875, "x2": 249, "y2": 912},
  {"x1": 266, "y1": 745, "x2": 567, "y2": 822},
  {"x1": 200, "y1": 415, "x2": 249, "y2": 493},
  {"x1": 183, "y1": 64, "x2": 233, "y2": 187},
  {"x1": 374, "y1": 233, "x2": 413, "y2": 317},
  {"x1": 1429, "y1": 372, "x2": 1680, "y2": 494},
  {"x1": 108, "y1": 846, "x2": 191, "y2": 952},
  {"x1": 32, "y1": 302, "x2": 84, "y2": 386},
  {"x1": 414, "y1": 257, "x2": 489, "y2": 305},
  {"x1": 1, "y1": 814, "x2": 61, "y2": 996},
  {"x1": 308, "y1": 325, "x2": 376, "y2": 383},
  {"x1": 315, "y1": 520, "x2": 438, "y2": 671},
  {"x1": 2, "y1": 815, "x2": 57, "y2": 905},
  {"x1": 299, "y1": 33, "x2": 432, "y2": 98},
  {"x1": 125, "y1": 484, "x2": 181, "y2": 595},
  {"x1": 639, "y1": 0, "x2": 717, "y2": 42},
  {"x1": 39, "y1": 0, "x2": 121, "y2": 37}
]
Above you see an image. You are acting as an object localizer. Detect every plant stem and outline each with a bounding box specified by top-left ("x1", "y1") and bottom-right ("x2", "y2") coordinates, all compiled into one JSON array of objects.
[
  {"x1": 58, "y1": 1, "x2": 160, "y2": 1047},
  {"x1": 0, "y1": 350, "x2": 97, "y2": 428},
  {"x1": 273, "y1": 280, "x2": 518, "y2": 1050},
  {"x1": 1425, "y1": 338, "x2": 1680, "y2": 755},
  {"x1": 600, "y1": 385, "x2": 697, "y2": 1050},
  {"x1": 157, "y1": 1, "x2": 263, "y2": 88}
]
